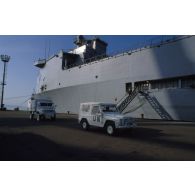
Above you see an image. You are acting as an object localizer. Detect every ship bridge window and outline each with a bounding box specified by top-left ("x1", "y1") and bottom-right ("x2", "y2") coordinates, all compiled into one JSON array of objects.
[{"x1": 62, "y1": 53, "x2": 79, "y2": 70}]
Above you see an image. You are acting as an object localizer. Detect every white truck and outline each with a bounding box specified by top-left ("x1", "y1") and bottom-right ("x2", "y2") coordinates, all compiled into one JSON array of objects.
[
  {"x1": 28, "y1": 98, "x2": 56, "y2": 121},
  {"x1": 78, "y1": 102, "x2": 136, "y2": 135}
]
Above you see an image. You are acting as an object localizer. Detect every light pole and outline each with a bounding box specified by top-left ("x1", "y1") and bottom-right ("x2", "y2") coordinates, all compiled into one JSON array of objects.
[{"x1": 0, "y1": 55, "x2": 10, "y2": 110}]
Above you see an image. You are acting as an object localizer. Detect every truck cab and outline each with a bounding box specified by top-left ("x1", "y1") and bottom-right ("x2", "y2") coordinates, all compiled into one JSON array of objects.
[
  {"x1": 28, "y1": 98, "x2": 56, "y2": 121},
  {"x1": 79, "y1": 102, "x2": 136, "y2": 135}
]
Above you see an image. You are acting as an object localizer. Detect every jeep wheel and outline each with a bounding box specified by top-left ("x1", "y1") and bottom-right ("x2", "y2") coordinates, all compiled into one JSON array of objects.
[
  {"x1": 105, "y1": 123, "x2": 115, "y2": 136},
  {"x1": 80, "y1": 119, "x2": 89, "y2": 130}
]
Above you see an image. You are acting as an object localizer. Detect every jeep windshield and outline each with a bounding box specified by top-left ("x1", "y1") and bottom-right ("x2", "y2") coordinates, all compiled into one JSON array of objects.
[{"x1": 101, "y1": 105, "x2": 119, "y2": 113}]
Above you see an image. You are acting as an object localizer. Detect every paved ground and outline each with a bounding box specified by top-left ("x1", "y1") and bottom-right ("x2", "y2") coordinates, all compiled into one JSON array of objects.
[{"x1": 0, "y1": 111, "x2": 195, "y2": 160}]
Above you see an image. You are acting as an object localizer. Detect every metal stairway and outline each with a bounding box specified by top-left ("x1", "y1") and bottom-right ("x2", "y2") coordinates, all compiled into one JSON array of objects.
[
  {"x1": 139, "y1": 91, "x2": 172, "y2": 120},
  {"x1": 117, "y1": 87, "x2": 139, "y2": 113}
]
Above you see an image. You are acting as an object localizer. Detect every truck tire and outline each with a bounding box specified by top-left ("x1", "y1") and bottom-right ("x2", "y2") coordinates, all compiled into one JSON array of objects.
[
  {"x1": 105, "y1": 122, "x2": 116, "y2": 136},
  {"x1": 51, "y1": 114, "x2": 56, "y2": 121},
  {"x1": 37, "y1": 114, "x2": 42, "y2": 121},
  {"x1": 30, "y1": 113, "x2": 34, "y2": 120},
  {"x1": 80, "y1": 119, "x2": 89, "y2": 130}
]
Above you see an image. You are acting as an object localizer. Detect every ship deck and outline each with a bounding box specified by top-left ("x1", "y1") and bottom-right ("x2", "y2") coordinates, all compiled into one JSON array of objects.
[{"x1": 0, "y1": 111, "x2": 195, "y2": 160}]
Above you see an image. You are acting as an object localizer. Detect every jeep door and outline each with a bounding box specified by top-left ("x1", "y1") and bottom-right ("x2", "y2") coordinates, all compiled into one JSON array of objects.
[{"x1": 90, "y1": 105, "x2": 103, "y2": 127}]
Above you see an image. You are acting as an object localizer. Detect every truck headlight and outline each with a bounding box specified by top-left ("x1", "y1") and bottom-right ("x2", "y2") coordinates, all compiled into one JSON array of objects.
[
  {"x1": 114, "y1": 120, "x2": 120, "y2": 127},
  {"x1": 120, "y1": 119, "x2": 123, "y2": 126}
]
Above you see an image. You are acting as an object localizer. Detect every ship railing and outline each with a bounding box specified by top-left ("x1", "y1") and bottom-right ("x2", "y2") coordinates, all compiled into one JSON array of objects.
[
  {"x1": 84, "y1": 54, "x2": 107, "y2": 64},
  {"x1": 117, "y1": 87, "x2": 140, "y2": 113},
  {"x1": 116, "y1": 87, "x2": 140, "y2": 107},
  {"x1": 74, "y1": 35, "x2": 192, "y2": 68},
  {"x1": 34, "y1": 59, "x2": 46, "y2": 66},
  {"x1": 107, "y1": 35, "x2": 192, "y2": 57},
  {"x1": 116, "y1": 93, "x2": 129, "y2": 107}
]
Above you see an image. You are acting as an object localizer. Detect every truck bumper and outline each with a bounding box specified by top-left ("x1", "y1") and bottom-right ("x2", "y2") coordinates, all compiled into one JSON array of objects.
[
  {"x1": 117, "y1": 123, "x2": 137, "y2": 129},
  {"x1": 41, "y1": 113, "x2": 55, "y2": 119}
]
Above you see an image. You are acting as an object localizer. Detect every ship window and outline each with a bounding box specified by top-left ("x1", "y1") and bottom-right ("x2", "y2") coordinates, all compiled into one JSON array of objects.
[
  {"x1": 135, "y1": 81, "x2": 149, "y2": 91},
  {"x1": 62, "y1": 58, "x2": 74, "y2": 69},
  {"x1": 151, "y1": 79, "x2": 178, "y2": 89},
  {"x1": 40, "y1": 85, "x2": 44, "y2": 92},
  {"x1": 181, "y1": 77, "x2": 195, "y2": 88},
  {"x1": 91, "y1": 106, "x2": 100, "y2": 115},
  {"x1": 126, "y1": 83, "x2": 132, "y2": 93},
  {"x1": 62, "y1": 53, "x2": 78, "y2": 70}
]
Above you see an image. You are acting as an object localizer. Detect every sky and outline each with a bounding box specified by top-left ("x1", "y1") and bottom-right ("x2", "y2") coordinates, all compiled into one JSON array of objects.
[{"x1": 0, "y1": 35, "x2": 160, "y2": 109}]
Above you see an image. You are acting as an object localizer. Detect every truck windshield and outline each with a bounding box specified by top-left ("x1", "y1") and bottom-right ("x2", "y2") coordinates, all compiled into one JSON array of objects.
[
  {"x1": 101, "y1": 105, "x2": 118, "y2": 113},
  {"x1": 39, "y1": 103, "x2": 53, "y2": 107}
]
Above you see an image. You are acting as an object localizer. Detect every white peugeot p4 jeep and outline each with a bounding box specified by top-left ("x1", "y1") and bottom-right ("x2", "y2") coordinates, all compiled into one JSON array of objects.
[{"x1": 78, "y1": 102, "x2": 136, "y2": 135}]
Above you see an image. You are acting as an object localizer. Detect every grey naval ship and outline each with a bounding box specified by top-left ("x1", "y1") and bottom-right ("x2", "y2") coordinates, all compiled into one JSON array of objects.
[{"x1": 34, "y1": 35, "x2": 195, "y2": 121}]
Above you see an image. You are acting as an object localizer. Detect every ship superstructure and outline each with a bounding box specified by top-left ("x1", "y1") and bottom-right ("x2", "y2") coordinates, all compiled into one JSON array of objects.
[{"x1": 34, "y1": 35, "x2": 195, "y2": 121}]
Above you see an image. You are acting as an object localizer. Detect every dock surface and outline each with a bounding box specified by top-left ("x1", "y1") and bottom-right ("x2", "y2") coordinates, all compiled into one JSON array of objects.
[{"x1": 1, "y1": 111, "x2": 195, "y2": 160}]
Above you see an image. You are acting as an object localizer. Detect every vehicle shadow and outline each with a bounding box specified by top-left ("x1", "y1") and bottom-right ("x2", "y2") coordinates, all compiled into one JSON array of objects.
[
  {"x1": 1, "y1": 116, "x2": 195, "y2": 158},
  {"x1": 87, "y1": 124, "x2": 195, "y2": 155},
  {"x1": 119, "y1": 127, "x2": 195, "y2": 152},
  {"x1": 0, "y1": 116, "x2": 80, "y2": 129},
  {"x1": 0, "y1": 132, "x2": 156, "y2": 161}
]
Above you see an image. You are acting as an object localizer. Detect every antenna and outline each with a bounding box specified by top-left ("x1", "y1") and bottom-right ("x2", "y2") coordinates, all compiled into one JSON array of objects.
[
  {"x1": 48, "y1": 40, "x2": 51, "y2": 59},
  {"x1": 44, "y1": 40, "x2": 51, "y2": 60},
  {"x1": 74, "y1": 35, "x2": 86, "y2": 47},
  {"x1": 44, "y1": 40, "x2": 47, "y2": 60}
]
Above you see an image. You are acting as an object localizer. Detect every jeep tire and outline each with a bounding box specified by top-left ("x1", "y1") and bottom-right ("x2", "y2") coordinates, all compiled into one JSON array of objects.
[
  {"x1": 105, "y1": 122, "x2": 116, "y2": 136},
  {"x1": 80, "y1": 119, "x2": 89, "y2": 130}
]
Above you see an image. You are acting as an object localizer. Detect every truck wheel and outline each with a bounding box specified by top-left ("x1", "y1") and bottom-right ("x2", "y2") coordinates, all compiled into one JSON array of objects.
[
  {"x1": 37, "y1": 114, "x2": 42, "y2": 121},
  {"x1": 51, "y1": 115, "x2": 56, "y2": 121},
  {"x1": 30, "y1": 113, "x2": 34, "y2": 120},
  {"x1": 105, "y1": 122, "x2": 115, "y2": 136},
  {"x1": 80, "y1": 119, "x2": 89, "y2": 130}
]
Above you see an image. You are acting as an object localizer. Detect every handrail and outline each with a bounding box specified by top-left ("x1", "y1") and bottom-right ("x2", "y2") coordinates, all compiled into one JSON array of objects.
[
  {"x1": 139, "y1": 91, "x2": 173, "y2": 120},
  {"x1": 117, "y1": 87, "x2": 139, "y2": 113},
  {"x1": 117, "y1": 93, "x2": 129, "y2": 106},
  {"x1": 68, "y1": 35, "x2": 192, "y2": 69}
]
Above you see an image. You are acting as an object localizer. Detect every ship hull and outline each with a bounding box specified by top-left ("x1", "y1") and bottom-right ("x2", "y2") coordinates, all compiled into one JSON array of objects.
[
  {"x1": 35, "y1": 36, "x2": 195, "y2": 121},
  {"x1": 36, "y1": 80, "x2": 195, "y2": 121}
]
